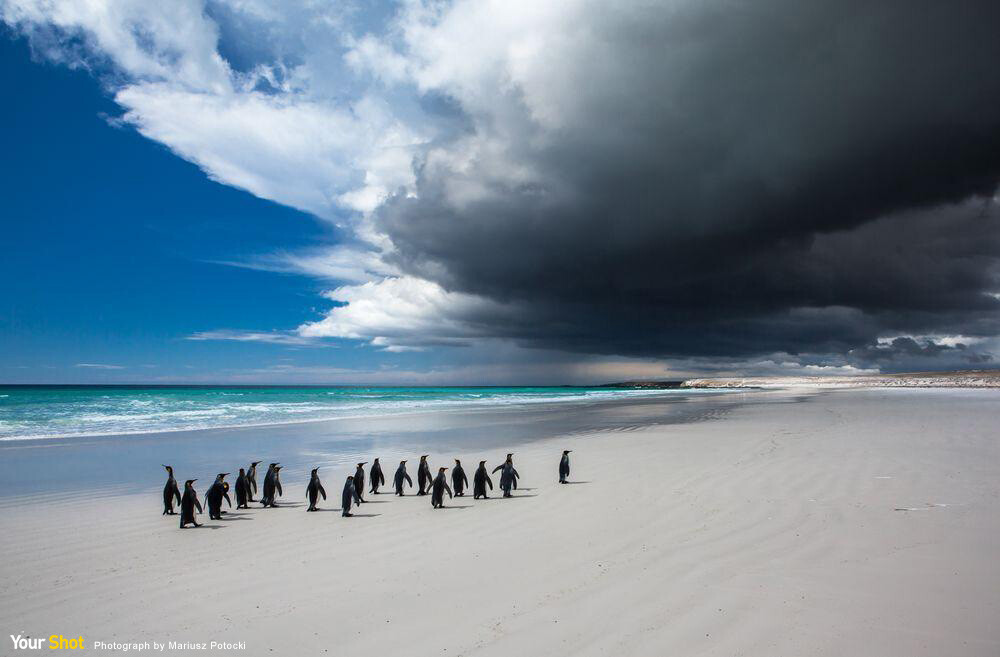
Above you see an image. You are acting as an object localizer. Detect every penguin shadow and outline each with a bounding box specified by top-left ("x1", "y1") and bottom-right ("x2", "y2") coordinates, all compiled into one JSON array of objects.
[
  {"x1": 306, "y1": 508, "x2": 340, "y2": 512},
  {"x1": 436, "y1": 504, "x2": 472, "y2": 509},
  {"x1": 263, "y1": 502, "x2": 304, "y2": 509},
  {"x1": 185, "y1": 524, "x2": 225, "y2": 530},
  {"x1": 358, "y1": 499, "x2": 391, "y2": 504},
  {"x1": 345, "y1": 513, "x2": 381, "y2": 518},
  {"x1": 219, "y1": 515, "x2": 253, "y2": 521},
  {"x1": 562, "y1": 481, "x2": 592, "y2": 485},
  {"x1": 517, "y1": 487, "x2": 538, "y2": 491}
]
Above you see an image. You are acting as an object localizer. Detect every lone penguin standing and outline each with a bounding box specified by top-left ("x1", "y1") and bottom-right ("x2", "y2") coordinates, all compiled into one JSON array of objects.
[
  {"x1": 417, "y1": 455, "x2": 432, "y2": 495},
  {"x1": 179, "y1": 479, "x2": 202, "y2": 528},
  {"x1": 431, "y1": 467, "x2": 453, "y2": 509},
  {"x1": 162, "y1": 465, "x2": 181, "y2": 515},
  {"x1": 394, "y1": 460, "x2": 412, "y2": 496},
  {"x1": 342, "y1": 475, "x2": 362, "y2": 517},
  {"x1": 451, "y1": 459, "x2": 469, "y2": 496},
  {"x1": 473, "y1": 461, "x2": 493, "y2": 499},
  {"x1": 559, "y1": 450, "x2": 572, "y2": 484},
  {"x1": 369, "y1": 458, "x2": 386, "y2": 494}
]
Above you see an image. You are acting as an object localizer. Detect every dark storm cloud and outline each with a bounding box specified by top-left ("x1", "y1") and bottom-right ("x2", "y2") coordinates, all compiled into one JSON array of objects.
[
  {"x1": 375, "y1": 1, "x2": 1000, "y2": 364},
  {"x1": 847, "y1": 337, "x2": 993, "y2": 369}
]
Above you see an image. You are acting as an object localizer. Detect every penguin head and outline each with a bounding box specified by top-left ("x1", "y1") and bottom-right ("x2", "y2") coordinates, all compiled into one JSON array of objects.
[
  {"x1": 373, "y1": 458, "x2": 379, "y2": 463},
  {"x1": 346, "y1": 475, "x2": 354, "y2": 481},
  {"x1": 251, "y1": 461, "x2": 261, "y2": 467},
  {"x1": 420, "y1": 455, "x2": 428, "y2": 461},
  {"x1": 311, "y1": 468, "x2": 319, "y2": 475},
  {"x1": 162, "y1": 465, "x2": 173, "y2": 474},
  {"x1": 563, "y1": 450, "x2": 572, "y2": 455},
  {"x1": 399, "y1": 460, "x2": 407, "y2": 465},
  {"x1": 479, "y1": 460, "x2": 487, "y2": 466},
  {"x1": 357, "y1": 462, "x2": 367, "y2": 467},
  {"x1": 185, "y1": 479, "x2": 197, "y2": 486},
  {"x1": 216, "y1": 473, "x2": 229, "y2": 481},
  {"x1": 506, "y1": 453, "x2": 514, "y2": 462},
  {"x1": 454, "y1": 458, "x2": 461, "y2": 465},
  {"x1": 439, "y1": 467, "x2": 448, "y2": 472},
  {"x1": 239, "y1": 468, "x2": 246, "y2": 474},
  {"x1": 274, "y1": 465, "x2": 283, "y2": 472}
]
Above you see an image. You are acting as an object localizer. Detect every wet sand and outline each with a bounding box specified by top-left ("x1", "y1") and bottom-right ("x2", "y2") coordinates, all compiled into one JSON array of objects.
[{"x1": 1, "y1": 388, "x2": 997, "y2": 656}]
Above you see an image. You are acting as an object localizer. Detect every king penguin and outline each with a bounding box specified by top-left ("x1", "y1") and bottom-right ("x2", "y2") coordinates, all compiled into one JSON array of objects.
[
  {"x1": 451, "y1": 459, "x2": 469, "y2": 496},
  {"x1": 235, "y1": 468, "x2": 251, "y2": 508},
  {"x1": 559, "y1": 450, "x2": 572, "y2": 483},
  {"x1": 205, "y1": 473, "x2": 231, "y2": 520},
  {"x1": 162, "y1": 465, "x2": 181, "y2": 515},
  {"x1": 261, "y1": 463, "x2": 283, "y2": 507},
  {"x1": 369, "y1": 458, "x2": 386, "y2": 494},
  {"x1": 246, "y1": 461, "x2": 262, "y2": 502},
  {"x1": 342, "y1": 475, "x2": 362, "y2": 517},
  {"x1": 354, "y1": 462, "x2": 367, "y2": 503},
  {"x1": 431, "y1": 467, "x2": 453, "y2": 508},
  {"x1": 492, "y1": 454, "x2": 520, "y2": 498},
  {"x1": 417, "y1": 455, "x2": 432, "y2": 495},
  {"x1": 306, "y1": 468, "x2": 327, "y2": 511},
  {"x1": 179, "y1": 479, "x2": 202, "y2": 528},
  {"x1": 394, "y1": 460, "x2": 412, "y2": 496},
  {"x1": 473, "y1": 461, "x2": 493, "y2": 499}
]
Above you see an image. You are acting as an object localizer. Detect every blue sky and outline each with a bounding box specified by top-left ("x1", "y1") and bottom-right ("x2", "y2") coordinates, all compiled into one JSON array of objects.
[
  {"x1": 0, "y1": 33, "x2": 427, "y2": 383},
  {"x1": 2, "y1": 2, "x2": 996, "y2": 383},
  {"x1": 0, "y1": 31, "x2": 670, "y2": 385}
]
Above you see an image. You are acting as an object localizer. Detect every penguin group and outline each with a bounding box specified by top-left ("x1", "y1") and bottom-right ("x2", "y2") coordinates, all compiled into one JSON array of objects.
[{"x1": 163, "y1": 449, "x2": 573, "y2": 528}]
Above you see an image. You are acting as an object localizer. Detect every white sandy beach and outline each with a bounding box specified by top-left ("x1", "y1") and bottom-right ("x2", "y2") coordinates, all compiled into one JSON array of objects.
[{"x1": 1, "y1": 387, "x2": 998, "y2": 656}]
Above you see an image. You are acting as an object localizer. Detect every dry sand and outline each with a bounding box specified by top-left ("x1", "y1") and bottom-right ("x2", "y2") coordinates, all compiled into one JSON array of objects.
[{"x1": 1, "y1": 388, "x2": 998, "y2": 656}]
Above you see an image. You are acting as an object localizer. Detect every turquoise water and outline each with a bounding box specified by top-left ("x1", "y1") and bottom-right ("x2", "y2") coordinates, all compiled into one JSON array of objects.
[{"x1": 0, "y1": 385, "x2": 693, "y2": 441}]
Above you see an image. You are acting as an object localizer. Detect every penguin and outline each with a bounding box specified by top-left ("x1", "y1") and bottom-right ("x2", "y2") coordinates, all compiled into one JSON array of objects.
[
  {"x1": 179, "y1": 479, "x2": 202, "y2": 528},
  {"x1": 235, "y1": 468, "x2": 251, "y2": 508},
  {"x1": 205, "y1": 473, "x2": 231, "y2": 520},
  {"x1": 492, "y1": 454, "x2": 520, "y2": 498},
  {"x1": 342, "y1": 475, "x2": 362, "y2": 517},
  {"x1": 261, "y1": 463, "x2": 283, "y2": 508},
  {"x1": 306, "y1": 468, "x2": 327, "y2": 512},
  {"x1": 162, "y1": 465, "x2": 181, "y2": 515},
  {"x1": 473, "y1": 460, "x2": 493, "y2": 499},
  {"x1": 417, "y1": 455, "x2": 432, "y2": 495},
  {"x1": 394, "y1": 460, "x2": 413, "y2": 496},
  {"x1": 451, "y1": 459, "x2": 469, "y2": 497},
  {"x1": 246, "y1": 461, "x2": 262, "y2": 502},
  {"x1": 369, "y1": 458, "x2": 386, "y2": 494},
  {"x1": 431, "y1": 467, "x2": 453, "y2": 509},
  {"x1": 559, "y1": 450, "x2": 572, "y2": 483},
  {"x1": 354, "y1": 462, "x2": 367, "y2": 503}
]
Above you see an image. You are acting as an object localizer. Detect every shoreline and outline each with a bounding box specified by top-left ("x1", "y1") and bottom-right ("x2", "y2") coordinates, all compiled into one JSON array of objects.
[
  {"x1": 0, "y1": 388, "x2": 765, "y2": 502},
  {"x1": 1, "y1": 387, "x2": 997, "y2": 656}
]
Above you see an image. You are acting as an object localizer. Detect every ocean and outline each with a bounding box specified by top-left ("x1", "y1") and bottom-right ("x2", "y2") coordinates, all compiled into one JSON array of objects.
[
  {"x1": 0, "y1": 385, "x2": 706, "y2": 441},
  {"x1": 0, "y1": 385, "x2": 751, "y2": 499}
]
